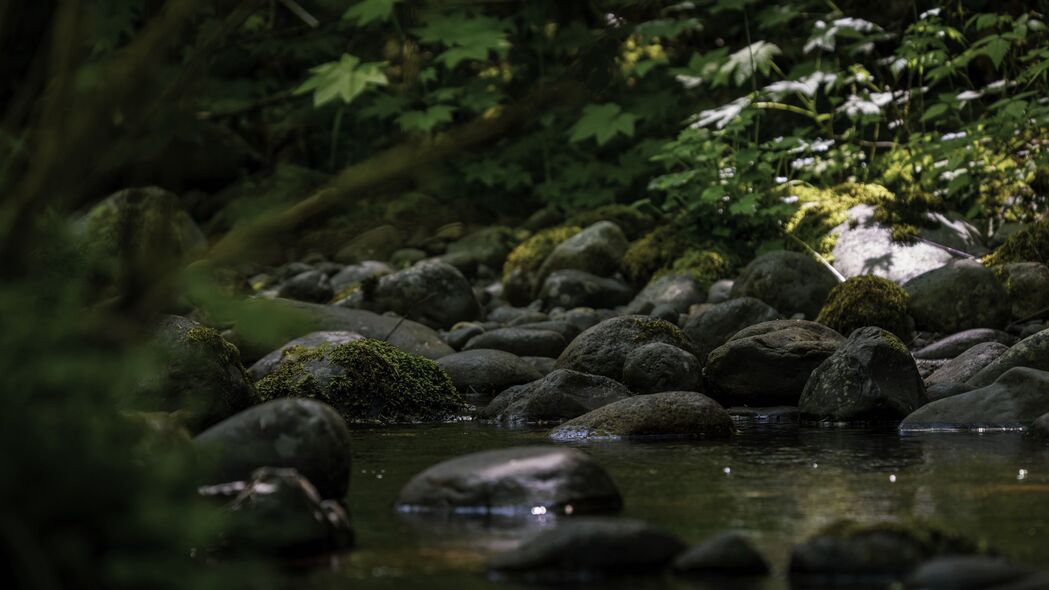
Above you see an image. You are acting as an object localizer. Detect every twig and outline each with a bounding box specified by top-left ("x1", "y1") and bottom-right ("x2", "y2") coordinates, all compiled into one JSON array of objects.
[{"x1": 782, "y1": 230, "x2": 846, "y2": 283}]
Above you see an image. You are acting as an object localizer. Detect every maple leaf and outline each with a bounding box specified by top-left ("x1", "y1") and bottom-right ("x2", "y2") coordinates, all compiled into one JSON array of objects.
[
  {"x1": 396, "y1": 105, "x2": 456, "y2": 132},
  {"x1": 569, "y1": 103, "x2": 637, "y2": 146},
  {"x1": 294, "y1": 54, "x2": 387, "y2": 107},
  {"x1": 412, "y1": 12, "x2": 511, "y2": 68},
  {"x1": 343, "y1": 0, "x2": 401, "y2": 26}
]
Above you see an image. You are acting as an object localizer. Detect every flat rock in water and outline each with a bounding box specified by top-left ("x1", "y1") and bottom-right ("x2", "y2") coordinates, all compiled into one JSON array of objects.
[
  {"x1": 926, "y1": 342, "x2": 1010, "y2": 386},
  {"x1": 903, "y1": 260, "x2": 1011, "y2": 333},
  {"x1": 247, "y1": 330, "x2": 364, "y2": 380},
  {"x1": 479, "y1": 369, "x2": 631, "y2": 424},
  {"x1": 683, "y1": 297, "x2": 780, "y2": 365},
  {"x1": 901, "y1": 367, "x2": 1049, "y2": 432},
  {"x1": 436, "y1": 349, "x2": 542, "y2": 395},
  {"x1": 487, "y1": 518, "x2": 685, "y2": 579},
  {"x1": 672, "y1": 531, "x2": 771, "y2": 575},
  {"x1": 463, "y1": 327, "x2": 567, "y2": 358},
  {"x1": 967, "y1": 328, "x2": 1049, "y2": 387},
  {"x1": 549, "y1": 391, "x2": 732, "y2": 440},
  {"x1": 913, "y1": 329, "x2": 1016, "y2": 360},
  {"x1": 395, "y1": 446, "x2": 622, "y2": 516},
  {"x1": 730, "y1": 250, "x2": 838, "y2": 319},
  {"x1": 555, "y1": 315, "x2": 697, "y2": 382}
]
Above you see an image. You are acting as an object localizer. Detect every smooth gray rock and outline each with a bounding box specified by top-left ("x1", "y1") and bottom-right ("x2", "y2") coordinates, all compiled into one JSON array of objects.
[
  {"x1": 436, "y1": 349, "x2": 543, "y2": 395},
  {"x1": 731, "y1": 251, "x2": 838, "y2": 319},
  {"x1": 683, "y1": 297, "x2": 780, "y2": 364},
  {"x1": 968, "y1": 328, "x2": 1049, "y2": 387},
  {"x1": 510, "y1": 320, "x2": 581, "y2": 342},
  {"x1": 488, "y1": 306, "x2": 547, "y2": 325},
  {"x1": 672, "y1": 531, "x2": 771, "y2": 575},
  {"x1": 277, "y1": 270, "x2": 333, "y2": 303},
  {"x1": 800, "y1": 327, "x2": 926, "y2": 422},
  {"x1": 463, "y1": 327, "x2": 567, "y2": 358},
  {"x1": 247, "y1": 331, "x2": 364, "y2": 381},
  {"x1": 913, "y1": 329, "x2": 1017, "y2": 360},
  {"x1": 708, "y1": 279, "x2": 734, "y2": 304},
  {"x1": 446, "y1": 226, "x2": 521, "y2": 270},
  {"x1": 521, "y1": 356, "x2": 556, "y2": 376},
  {"x1": 395, "y1": 446, "x2": 622, "y2": 515},
  {"x1": 926, "y1": 382, "x2": 977, "y2": 402},
  {"x1": 926, "y1": 342, "x2": 1010, "y2": 386},
  {"x1": 369, "y1": 260, "x2": 481, "y2": 329},
  {"x1": 904, "y1": 260, "x2": 1011, "y2": 333},
  {"x1": 1024, "y1": 412, "x2": 1049, "y2": 443},
  {"x1": 479, "y1": 369, "x2": 632, "y2": 424},
  {"x1": 549, "y1": 391, "x2": 732, "y2": 440},
  {"x1": 901, "y1": 367, "x2": 1049, "y2": 431},
  {"x1": 195, "y1": 399, "x2": 352, "y2": 500},
  {"x1": 904, "y1": 556, "x2": 1036, "y2": 590},
  {"x1": 627, "y1": 274, "x2": 706, "y2": 314},
  {"x1": 538, "y1": 269, "x2": 633, "y2": 310},
  {"x1": 329, "y1": 260, "x2": 392, "y2": 291},
  {"x1": 622, "y1": 342, "x2": 702, "y2": 394},
  {"x1": 555, "y1": 315, "x2": 697, "y2": 382},
  {"x1": 537, "y1": 221, "x2": 629, "y2": 282}
]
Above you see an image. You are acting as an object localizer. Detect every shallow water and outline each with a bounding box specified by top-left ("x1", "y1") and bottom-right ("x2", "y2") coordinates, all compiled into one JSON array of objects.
[{"x1": 306, "y1": 420, "x2": 1049, "y2": 589}]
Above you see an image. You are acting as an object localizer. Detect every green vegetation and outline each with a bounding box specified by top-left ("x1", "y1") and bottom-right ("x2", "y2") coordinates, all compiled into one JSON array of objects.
[
  {"x1": 817, "y1": 275, "x2": 913, "y2": 340},
  {"x1": 985, "y1": 219, "x2": 1049, "y2": 266}
]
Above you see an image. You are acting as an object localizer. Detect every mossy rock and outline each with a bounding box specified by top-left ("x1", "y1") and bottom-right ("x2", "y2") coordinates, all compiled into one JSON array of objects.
[
  {"x1": 255, "y1": 339, "x2": 465, "y2": 424},
  {"x1": 621, "y1": 227, "x2": 689, "y2": 287},
  {"x1": 502, "y1": 225, "x2": 581, "y2": 304},
  {"x1": 657, "y1": 248, "x2": 731, "y2": 290},
  {"x1": 816, "y1": 275, "x2": 913, "y2": 341},
  {"x1": 782, "y1": 182, "x2": 895, "y2": 259},
  {"x1": 565, "y1": 204, "x2": 655, "y2": 240},
  {"x1": 984, "y1": 219, "x2": 1049, "y2": 267}
]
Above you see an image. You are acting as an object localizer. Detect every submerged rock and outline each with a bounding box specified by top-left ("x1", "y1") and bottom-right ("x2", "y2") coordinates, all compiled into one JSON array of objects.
[
  {"x1": 436, "y1": 349, "x2": 542, "y2": 396},
  {"x1": 479, "y1": 369, "x2": 631, "y2": 424},
  {"x1": 683, "y1": 297, "x2": 780, "y2": 364},
  {"x1": 731, "y1": 250, "x2": 839, "y2": 319},
  {"x1": 903, "y1": 260, "x2": 1010, "y2": 333},
  {"x1": 555, "y1": 316, "x2": 697, "y2": 382},
  {"x1": 395, "y1": 446, "x2": 622, "y2": 516},
  {"x1": 901, "y1": 367, "x2": 1049, "y2": 431},
  {"x1": 549, "y1": 391, "x2": 732, "y2": 440},
  {"x1": 672, "y1": 531, "x2": 771, "y2": 576},
  {"x1": 622, "y1": 342, "x2": 702, "y2": 394}
]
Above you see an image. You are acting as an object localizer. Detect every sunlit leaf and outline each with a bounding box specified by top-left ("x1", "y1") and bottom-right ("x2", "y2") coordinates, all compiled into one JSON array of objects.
[
  {"x1": 569, "y1": 103, "x2": 637, "y2": 145},
  {"x1": 294, "y1": 54, "x2": 388, "y2": 107}
]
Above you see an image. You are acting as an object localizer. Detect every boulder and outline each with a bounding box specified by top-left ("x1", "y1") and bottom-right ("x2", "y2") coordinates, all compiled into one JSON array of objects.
[
  {"x1": 436, "y1": 349, "x2": 543, "y2": 396},
  {"x1": 913, "y1": 329, "x2": 1017, "y2": 360},
  {"x1": 622, "y1": 343, "x2": 702, "y2": 394},
  {"x1": 538, "y1": 270, "x2": 633, "y2": 310},
  {"x1": 683, "y1": 297, "x2": 780, "y2": 364},
  {"x1": 395, "y1": 446, "x2": 622, "y2": 515},
  {"x1": 627, "y1": 274, "x2": 706, "y2": 315},
  {"x1": 816, "y1": 275, "x2": 914, "y2": 341},
  {"x1": 537, "y1": 221, "x2": 629, "y2": 283},
  {"x1": 967, "y1": 328, "x2": 1049, "y2": 387},
  {"x1": 900, "y1": 367, "x2": 1049, "y2": 431},
  {"x1": 705, "y1": 320, "x2": 844, "y2": 406},
  {"x1": 672, "y1": 531, "x2": 771, "y2": 575},
  {"x1": 730, "y1": 251, "x2": 839, "y2": 319},
  {"x1": 799, "y1": 327, "x2": 926, "y2": 422},
  {"x1": 246, "y1": 330, "x2": 364, "y2": 381},
  {"x1": 926, "y1": 342, "x2": 1009, "y2": 386},
  {"x1": 549, "y1": 391, "x2": 732, "y2": 440},
  {"x1": 463, "y1": 327, "x2": 567, "y2": 358},
  {"x1": 555, "y1": 316, "x2": 697, "y2": 382},
  {"x1": 194, "y1": 399, "x2": 351, "y2": 500},
  {"x1": 368, "y1": 260, "x2": 481, "y2": 329},
  {"x1": 926, "y1": 382, "x2": 977, "y2": 403},
  {"x1": 479, "y1": 369, "x2": 631, "y2": 424},
  {"x1": 994, "y1": 262, "x2": 1049, "y2": 320},
  {"x1": 903, "y1": 260, "x2": 1011, "y2": 333},
  {"x1": 904, "y1": 556, "x2": 1037, "y2": 590}
]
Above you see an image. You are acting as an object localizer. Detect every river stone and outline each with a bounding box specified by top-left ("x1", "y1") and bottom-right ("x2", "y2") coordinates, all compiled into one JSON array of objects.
[
  {"x1": 926, "y1": 382, "x2": 977, "y2": 403},
  {"x1": 522, "y1": 356, "x2": 556, "y2": 375},
  {"x1": 705, "y1": 320, "x2": 845, "y2": 406},
  {"x1": 201, "y1": 467, "x2": 354, "y2": 556},
  {"x1": 549, "y1": 391, "x2": 732, "y2": 440},
  {"x1": 194, "y1": 399, "x2": 352, "y2": 500},
  {"x1": 329, "y1": 260, "x2": 393, "y2": 292},
  {"x1": 489, "y1": 306, "x2": 547, "y2": 325},
  {"x1": 479, "y1": 369, "x2": 632, "y2": 424},
  {"x1": 334, "y1": 224, "x2": 402, "y2": 264},
  {"x1": 904, "y1": 556, "x2": 1037, "y2": 590},
  {"x1": 228, "y1": 298, "x2": 453, "y2": 363},
  {"x1": 487, "y1": 518, "x2": 685, "y2": 579},
  {"x1": 903, "y1": 260, "x2": 1011, "y2": 333},
  {"x1": 247, "y1": 331, "x2": 364, "y2": 381},
  {"x1": 510, "y1": 320, "x2": 581, "y2": 342},
  {"x1": 368, "y1": 260, "x2": 481, "y2": 329},
  {"x1": 730, "y1": 251, "x2": 839, "y2": 319},
  {"x1": 672, "y1": 531, "x2": 771, "y2": 575},
  {"x1": 683, "y1": 297, "x2": 781, "y2": 364},
  {"x1": 538, "y1": 269, "x2": 633, "y2": 310},
  {"x1": 436, "y1": 349, "x2": 543, "y2": 395},
  {"x1": 442, "y1": 322, "x2": 485, "y2": 350},
  {"x1": 913, "y1": 329, "x2": 1017, "y2": 360},
  {"x1": 537, "y1": 221, "x2": 629, "y2": 283},
  {"x1": 622, "y1": 343, "x2": 702, "y2": 394},
  {"x1": 967, "y1": 328, "x2": 1049, "y2": 387},
  {"x1": 395, "y1": 446, "x2": 622, "y2": 515},
  {"x1": 1024, "y1": 412, "x2": 1049, "y2": 443},
  {"x1": 275, "y1": 270, "x2": 333, "y2": 303},
  {"x1": 446, "y1": 226, "x2": 522, "y2": 270},
  {"x1": 463, "y1": 327, "x2": 567, "y2": 358},
  {"x1": 926, "y1": 342, "x2": 1010, "y2": 386},
  {"x1": 627, "y1": 274, "x2": 706, "y2": 315},
  {"x1": 555, "y1": 316, "x2": 697, "y2": 382},
  {"x1": 708, "y1": 279, "x2": 734, "y2": 304},
  {"x1": 800, "y1": 327, "x2": 926, "y2": 422},
  {"x1": 995, "y1": 262, "x2": 1049, "y2": 320},
  {"x1": 900, "y1": 367, "x2": 1049, "y2": 431}
]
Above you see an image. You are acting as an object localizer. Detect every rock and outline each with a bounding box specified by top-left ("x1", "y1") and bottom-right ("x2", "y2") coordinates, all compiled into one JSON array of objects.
[
  {"x1": 622, "y1": 343, "x2": 702, "y2": 394},
  {"x1": 994, "y1": 262, "x2": 1049, "y2": 320},
  {"x1": 831, "y1": 204, "x2": 984, "y2": 283},
  {"x1": 728, "y1": 406, "x2": 800, "y2": 422},
  {"x1": 255, "y1": 338, "x2": 464, "y2": 424},
  {"x1": 390, "y1": 248, "x2": 427, "y2": 268},
  {"x1": 369, "y1": 260, "x2": 481, "y2": 329},
  {"x1": 672, "y1": 531, "x2": 771, "y2": 575},
  {"x1": 555, "y1": 307, "x2": 614, "y2": 333},
  {"x1": 799, "y1": 327, "x2": 926, "y2": 422},
  {"x1": 731, "y1": 251, "x2": 839, "y2": 319},
  {"x1": 442, "y1": 322, "x2": 485, "y2": 351},
  {"x1": 904, "y1": 556, "x2": 1036, "y2": 590},
  {"x1": 705, "y1": 320, "x2": 844, "y2": 406},
  {"x1": 537, "y1": 270, "x2": 633, "y2": 310},
  {"x1": 334, "y1": 224, "x2": 402, "y2": 264},
  {"x1": 489, "y1": 306, "x2": 547, "y2": 325},
  {"x1": 228, "y1": 298, "x2": 453, "y2": 363},
  {"x1": 1024, "y1": 412, "x2": 1049, "y2": 443},
  {"x1": 916, "y1": 358, "x2": 949, "y2": 379},
  {"x1": 201, "y1": 467, "x2": 353, "y2": 557},
  {"x1": 549, "y1": 391, "x2": 732, "y2": 440},
  {"x1": 479, "y1": 369, "x2": 631, "y2": 424},
  {"x1": 914, "y1": 329, "x2": 1017, "y2": 360},
  {"x1": 627, "y1": 274, "x2": 706, "y2": 315},
  {"x1": 487, "y1": 518, "x2": 685, "y2": 579},
  {"x1": 900, "y1": 367, "x2": 1049, "y2": 431},
  {"x1": 194, "y1": 399, "x2": 351, "y2": 500},
  {"x1": 502, "y1": 226, "x2": 581, "y2": 305},
  {"x1": 926, "y1": 382, "x2": 977, "y2": 403},
  {"x1": 436, "y1": 349, "x2": 543, "y2": 396},
  {"x1": 276, "y1": 270, "x2": 334, "y2": 303},
  {"x1": 789, "y1": 519, "x2": 984, "y2": 579},
  {"x1": 537, "y1": 221, "x2": 629, "y2": 283},
  {"x1": 395, "y1": 446, "x2": 622, "y2": 515},
  {"x1": 446, "y1": 226, "x2": 523, "y2": 270},
  {"x1": 522, "y1": 356, "x2": 556, "y2": 375},
  {"x1": 463, "y1": 327, "x2": 567, "y2": 358},
  {"x1": 247, "y1": 331, "x2": 364, "y2": 380},
  {"x1": 683, "y1": 297, "x2": 780, "y2": 364},
  {"x1": 555, "y1": 316, "x2": 697, "y2": 382},
  {"x1": 708, "y1": 279, "x2": 734, "y2": 304},
  {"x1": 816, "y1": 275, "x2": 914, "y2": 341},
  {"x1": 968, "y1": 328, "x2": 1049, "y2": 387},
  {"x1": 903, "y1": 260, "x2": 1011, "y2": 333},
  {"x1": 139, "y1": 316, "x2": 257, "y2": 432},
  {"x1": 329, "y1": 261, "x2": 392, "y2": 292},
  {"x1": 510, "y1": 320, "x2": 581, "y2": 342},
  {"x1": 926, "y1": 342, "x2": 1010, "y2": 386}
]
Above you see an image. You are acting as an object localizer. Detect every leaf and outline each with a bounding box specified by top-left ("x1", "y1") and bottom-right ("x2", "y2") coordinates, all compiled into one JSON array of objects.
[
  {"x1": 294, "y1": 54, "x2": 388, "y2": 107},
  {"x1": 358, "y1": 94, "x2": 407, "y2": 120},
  {"x1": 718, "y1": 41, "x2": 781, "y2": 87},
  {"x1": 343, "y1": 0, "x2": 401, "y2": 26},
  {"x1": 976, "y1": 36, "x2": 1011, "y2": 69},
  {"x1": 569, "y1": 103, "x2": 637, "y2": 145},
  {"x1": 413, "y1": 12, "x2": 512, "y2": 68},
  {"x1": 396, "y1": 105, "x2": 455, "y2": 132},
  {"x1": 633, "y1": 18, "x2": 701, "y2": 39},
  {"x1": 921, "y1": 102, "x2": 950, "y2": 122}
]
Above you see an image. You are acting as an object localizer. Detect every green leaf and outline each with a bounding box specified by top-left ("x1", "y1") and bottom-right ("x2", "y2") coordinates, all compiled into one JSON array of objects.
[
  {"x1": 569, "y1": 103, "x2": 637, "y2": 146},
  {"x1": 921, "y1": 102, "x2": 950, "y2": 122},
  {"x1": 718, "y1": 41, "x2": 781, "y2": 87},
  {"x1": 344, "y1": 0, "x2": 401, "y2": 26},
  {"x1": 976, "y1": 36, "x2": 1010, "y2": 69},
  {"x1": 396, "y1": 105, "x2": 456, "y2": 132},
  {"x1": 413, "y1": 12, "x2": 511, "y2": 68},
  {"x1": 294, "y1": 54, "x2": 388, "y2": 107},
  {"x1": 358, "y1": 94, "x2": 407, "y2": 120}
]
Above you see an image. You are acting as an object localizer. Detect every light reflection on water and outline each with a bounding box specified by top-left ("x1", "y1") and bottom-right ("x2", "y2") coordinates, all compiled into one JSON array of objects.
[{"x1": 306, "y1": 421, "x2": 1049, "y2": 590}]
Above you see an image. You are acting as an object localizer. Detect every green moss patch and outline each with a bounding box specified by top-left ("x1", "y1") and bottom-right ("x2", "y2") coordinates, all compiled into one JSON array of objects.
[
  {"x1": 502, "y1": 225, "x2": 581, "y2": 282},
  {"x1": 984, "y1": 219, "x2": 1049, "y2": 267},
  {"x1": 621, "y1": 227, "x2": 689, "y2": 287},
  {"x1": 816, "y1": 275, "x2": 912, "y2": 340}
]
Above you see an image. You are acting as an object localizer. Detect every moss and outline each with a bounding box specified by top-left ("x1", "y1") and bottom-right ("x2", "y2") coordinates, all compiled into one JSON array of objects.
[
  {"x1": 782, "y1": 182, "x2": 895, "y2": 259},
  {"x1": 656, "y1": 248, "x2": 731, "y2": 289},
  {"x1": 816, "y1": 275, "x2": 912, "y2": 341},
  {"x1": 256, "y1": 339, "x2": 465, "y2": 424},
  {"x1": 630, "y1": 316, "x2": 686, "y2": 344},
  {"x1": 502, "y1": 225, "x2": 581, "y2": 282},
  {"x1": 330, "y1": 283, "x2": 361, "y2": 304},
  {"x1": 565, "y1": 204, "x2": 655, "y2": 240},
  {"x1": 621, "y1": 227, "x2": 689, "y2": 287},
  {"x1": 984, "y1": 219, "x2": 1049, "y2": 267},
  {"x1": 184, "y1": 326, "x2": 241, "y2": 367}
]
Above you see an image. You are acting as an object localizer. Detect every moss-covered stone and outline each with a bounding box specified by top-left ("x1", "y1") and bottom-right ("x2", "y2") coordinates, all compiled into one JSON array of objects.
[
  {"x1": 816, "y1": 275, "x2": 912, "y2": 341},
  {"x1": 782, "y1": 182, "x2": 895, "y2": 259},
  {"x1": 256, "y1": 339, "x2": 465, "y2": 424},
  {"x1": 501, "y1": 226, "x2": 581, "y2": 304},
  {"x1": 565, "y1": 204, "x2": 655, "y2": 240},
  {"x1": 984, "y1": 219, "x2": 1049, "y2": 267},
  {"x1": 620, "y1": 227, "x2": 688, "y2": 287},
  {"x1": 657, "y1": 248, "x2": 730, "y2": 289}
]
